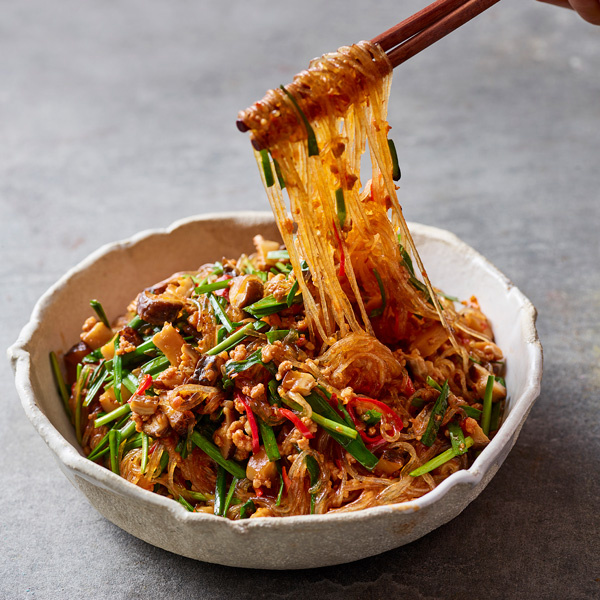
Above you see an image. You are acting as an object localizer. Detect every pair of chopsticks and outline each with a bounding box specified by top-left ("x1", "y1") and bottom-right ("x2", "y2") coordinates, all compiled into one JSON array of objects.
[{"x1": 372, "y1": 0, "x2": 502, "y2": 67}]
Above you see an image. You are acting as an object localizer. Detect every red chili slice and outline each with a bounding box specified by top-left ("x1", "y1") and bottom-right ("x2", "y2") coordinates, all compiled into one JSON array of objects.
[
  {"x1": 331, "y1": 219, "x2": 346, "y2": 279},
  {"x1": 133, "y1": 374, "x2": 153, "y2": 397},
  {"x1": 235, "y1": 391, "x2": 260, "y2": 454},
  {"x1": 278, "y1": 408, "x2": 314, "y2": 439},
  {"x1": 214, "y1": 274, "x2": 233, "y2": 298}
]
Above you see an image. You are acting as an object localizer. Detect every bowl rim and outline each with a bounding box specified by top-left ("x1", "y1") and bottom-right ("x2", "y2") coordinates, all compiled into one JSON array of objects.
[{"x1": 8, "y1": 210, "x2": 543, "y2": 531}]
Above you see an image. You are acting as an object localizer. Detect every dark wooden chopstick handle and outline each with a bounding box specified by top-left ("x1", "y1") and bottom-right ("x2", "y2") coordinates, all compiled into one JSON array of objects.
[{"x1": 375, "y1": 0, "x2": 502, "y2": 68}]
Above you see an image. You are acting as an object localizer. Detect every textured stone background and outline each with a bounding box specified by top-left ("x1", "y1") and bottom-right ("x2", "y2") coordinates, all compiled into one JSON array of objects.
[{"x1": 2, "y1": 0, "x2": 599, "y2": 598}]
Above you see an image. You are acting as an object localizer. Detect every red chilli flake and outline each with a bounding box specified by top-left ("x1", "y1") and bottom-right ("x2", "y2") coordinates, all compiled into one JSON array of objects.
[
  {"x1": 331, "y1": 219, "x2": 346, "y2": 279},
  {"x1": 235, "y1": 391, "x2": 260, "y2": 454},
  {"x1": 133, "y1": 374, "x2": 153, "y2": 397},
  {"x1": 278, "y1": 408, "x2": 314, "y2": 439}
]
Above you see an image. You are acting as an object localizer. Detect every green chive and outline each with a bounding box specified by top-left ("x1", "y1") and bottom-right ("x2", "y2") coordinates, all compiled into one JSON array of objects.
[
  {"x1": 83, "y1": 366, "x2": 108, "y2": 407},
  {"x1": 178, "y1": 495, "x2": 195, "y2": 512},
  {"x1": 188, "y1": 491, "x2": 209, "y2": 502},
  {"x1": 109, "y1": 429, "x2": 121, "y2": 474},
  {"x1": 266, "y1": 250, "x2": 290, "y2": 261},
  {"x1": 214, "y1": 465, "x2": 227, "y2": 516},
  {"x1": 90, "y1": 299, "x2": 110, "y2": 328},
  {"x1": 369, "y1": 269, "x2": 386, "y2": 318},
  {"x1": 113, "y1": 338, "x2": 123, "y2": 404},
  {"x1": 239, "y1": 499, "x2": 255, "y2": 519},
  {"x1": 140, "y1": 432, "x2": 149, "y2": 474},
  {"x1": 222, "y1": 477, "x2": 239, "y2": 517},
  {"x1": 206, "y1": 321, "x2": 267, "y2": 356},
  {"x1": 335, "y1": 188, "x2": 346, "y2": 228},
  {"x1": 245, "y1": 294, "x2": 301, "y2": 318},
  {"x1": 210, "y1": 293, "x2": 234, "y2": 333},
  {"x1": 388, "y1": 138, "x2": 401, "y2": 181},
  {"x1": 94, "y1": 403, "x2": 131, "y2": 428},
  {"x1": 276, "y1": 464, "x2": 285, "y2": 507},
  {"x1": 260, "y1": 149, "x2": 275, "y2": 187},
  {"x1": 49, "y1": 351, "x2": 72, "y2": 419},
  {"x1": 411, "y1": 397, "x2": 426, "y2": 409},
  {"x1": 195, "y1": 280, "x2": 231, "y2": 295},
  {"x1": 273, "y1": 158, "x2": 286, "y2": 189},
  {"x1": 190, "y1": 431, "x2": 246, "y2": 479},
  {"x1": 426, "y1": 376, "x2": 442, "y2": 392},
  {"x1": 257, "y1": 418, "x2": 281, "y2": 462},
  {"x1": 265, "y1": 329, "x2": 290, "y2": 344},
  {"x1": 127, "y1": 315, "x2": 144, "y2": 330},
  {"x1": 489, "y1": 400, "x2": 502, "y2": 433},
  {"x1": 140, "y1": 355, "x2": 170, "y2": 376},
  {"x1": 286, "y1": 281, "x2": 299, "y2": 308},
  {"x1": 280, "y1": 85, "x2": 319, "y2": 156},
  {"x1": 462, "y1": 405, "x2": 482, "y2": 420},
  {"x1": 448, "y1": 421, "x2": 468, "y2": 456},
  {"x1": 421, "y1": 380, "x2": 449, "y2": 447},
  {"x1": 481, "y1": 375, "x2": 494, "y2": 437},
  {"x1": 410, "y1": 437, "x2": 474, "y2": 477}
]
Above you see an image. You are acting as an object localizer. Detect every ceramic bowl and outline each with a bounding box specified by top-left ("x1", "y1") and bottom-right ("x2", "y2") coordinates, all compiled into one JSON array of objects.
[{"x1": 9, "y1": 212, "x2": 542, "y2": 569}]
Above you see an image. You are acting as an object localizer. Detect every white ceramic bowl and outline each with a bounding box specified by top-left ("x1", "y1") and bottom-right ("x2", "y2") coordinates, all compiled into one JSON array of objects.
[{"x1": 9, "y1": 212, "x2": 542, "y2": 569}]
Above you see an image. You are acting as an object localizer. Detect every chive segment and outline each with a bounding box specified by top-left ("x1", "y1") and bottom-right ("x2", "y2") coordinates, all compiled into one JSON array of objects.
[
  {"x1": 178, "y1": 495, "x2": 195, "y2": 512},
  {"x1": 140, "y1": 432, "x2": 149, "y2": 474},
  {"x1": 90, "y1": 299, "x2": 110, "y2": 328},
  {"x1": 210, "y1": 294, "x2": 234, "y2": 333},
  {"x1": 94, "y1": 403, "x2": 132, "y2": 428},
  {"x1": 481, "y1": 375, "x2": 494, "y2": 436},
  {"x1": 369, "y1": 269, "x2": 386, "y2": 318},
  {"x1": 421, "y1": 380, "x2": 449, "y2": 447},
  {"x1": 190, "y1": 431, "x2": 246, "y2": 479},
  {"x1": 286, "y1": 281, "x2": 299, "y2": 308},
  {"x1": 257, "y1": 417, "x2": 281, "y2": 462},
  {"x1": 195, "y1": 280, "x2": 231, "y2": 295},
  {"x1": 305, "y1": 455, "x2": 320, "y2": 514},
  {"x1": 109, "y1": 429, "x2": 121, "y2": 474},
  {"x1": 448, "y1": 421, "x2": 468, "y2": 455},
  {"x1": 206, "y1": 321, "x2": 267, "y2": 356},
  {"x1": 260, "y1": 149, "x2": 275, "y2": 187},
  {"x1": 410, "y1": 437, "x2": 474, "y2": 477},
  {"x1": 214, "y1": 465, "x2": 227, "y2": 516},
  {"x1": 280, "y1": 85, "x2": 319, "y2": 156},
  {"x1": 335, "y1": 188, "x2": 346, "y2": 227},
  {"x1": 388, "y1": 138, "x2": 401, "y2": 181}
]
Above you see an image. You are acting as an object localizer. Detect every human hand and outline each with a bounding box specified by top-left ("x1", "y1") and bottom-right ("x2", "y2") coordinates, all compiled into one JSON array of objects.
[{"x1": 537, "y1": 0, "x2": 600, "y2": 24}]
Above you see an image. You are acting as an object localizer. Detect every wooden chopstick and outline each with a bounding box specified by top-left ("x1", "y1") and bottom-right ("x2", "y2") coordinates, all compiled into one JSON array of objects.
[{"x1": 372, "y1": 0, "x2": 502, "y2": 68}]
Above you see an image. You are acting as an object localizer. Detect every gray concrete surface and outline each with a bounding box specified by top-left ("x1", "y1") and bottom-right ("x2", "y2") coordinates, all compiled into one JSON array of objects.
[{"x1": 2, "y1": 0, "x2": 599, "y2": 598}]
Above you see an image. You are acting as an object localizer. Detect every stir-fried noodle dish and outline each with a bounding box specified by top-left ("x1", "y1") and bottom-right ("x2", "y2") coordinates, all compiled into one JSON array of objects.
[{"x1": 53, "y1": 41, "x2": 507, "y2": 519}]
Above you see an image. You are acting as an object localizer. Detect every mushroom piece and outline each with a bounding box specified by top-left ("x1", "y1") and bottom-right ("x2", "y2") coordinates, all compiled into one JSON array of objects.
[
  {"x1": 229, "y1": 275, "x2": 264, "y2": 310},
  {"x1": 136, "y1": 290, "x2": 184, "y2": 325}
]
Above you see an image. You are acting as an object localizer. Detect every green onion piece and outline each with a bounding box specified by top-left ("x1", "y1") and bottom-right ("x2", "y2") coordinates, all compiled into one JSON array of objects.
[
  {"x1": 109, "y1": 429, "x2": 121, "y2": 474},
  {"x1": 260, "y1": 149, "x2": 275, "y2": 187},
  {"x1": 448, "y1": 421, "x2": 468, "y2": 455},
  {"x1": 495, "y1": 375, "x2": 506, "y2": 388},
  {"x1": 83, "y1": 364, "x2": 107, "y2": 407},
  {"x1": 305, "y1": 392, "x2": 378, "y2": 470},
  {"x1": 217, "y1": 327, "x2": 227, "y2": 344},
  {"x1": 257, "y1": 418, "x2": 281, "y2": 462},
  {"x1": 438, "y1": 292, "x2": 460, "y2": 303},
  {"x1": 210, "y1": 294, "x2": 234, "y2": 333},
  {"x1": 305, "y1": 455, "x2": 320, "y2": 515},
  {"x1": 188, "y1": 491, "x2": 209, "y2": 502},
  {"x1": 87, "y1": 417, "x2": 135, "y2": 462},
  {"x1": 49, "y1": 351, "x2": 72, "y2": 419},
  {"x1": 190, "y1": 431, "x2": 246, "y2": 479},
  {"x1": 398, "y1": 239, "x2": 415, "y2": 276},
  {"x1": 468, "y1": 355, "x2": 482, "y2": 365},
  {"x1": 411, "y1": 397, "x2": 426, "y2": 409},
  {"x1": 388, "y1": 138, "x2": 401, "y2": 181},
  {"x1": 239, "y1": 499, "x2": 255, "y2": 519},
  {"x1": 94, "y1": 403, "x2": 131, "y2": 428},
  {"x1": 140, "y1": 355, "x2": 170, "y2": 376},
  {"x1": 222, "y1": 477, "x2": 239, "y2": 517},
  {"x1": 463, "y1": 405, "x2": 482, "y2": 420},
  {"x1": 195, "y1": 280, "x2": 231, "y2": 295},
  {"x1": 362, "y1": 409, "x2": 382, "y2": 427},
  {"x1": 481, "y1": 375, "x2": 494, "y2": 437},
  {"x1": 158, "y1": 450, "x2": 169, "y2": 474},
  {"x1": 113, "y1": 338, "x2": 123, "y2": 404},
  {"x1": 245, "y1": 294, "x2": 301, "y2": 318},
  {"x1": 121, "y1": 339, "x2": 158, "y2": 366},
  {"x1": 278, "y1": 392, "x2": 357, "y2": 440},
  {"x1": 280, "y1": 85, "x2": 319, "y2": 156},
  {"x1": 206, "y1": 321, "x2": 266, "y2": 356},
  {"x1": 266, "y1": 250, "x2": 290, "y2": 261},
  {"x1": 267, "y1": 380, "x2": 281, "y2": 407},
  {"x1": 286, "y1": 281, "x2": 299, "y2": 308},
  {"x1": 489, "y1": 400, "x2": 502, "y2": 433},
  {"x1": 178, "y1": 495, "x2": 195, "y2": 512},
  {"x1": 265, "y1": 329, "x2": 290, "y2": 344},
  {"x1": 140, "y1": 432, "x2": 149, "y2": 474},
  {"x1": 275, "y1": 261, "x2": 292, "y2": 274},
  {"x1": 225, "y1": 349, "x2": 276, "y2": 377},
  {"x1": 410, "y1": 437, "x2": 474, "y2": 477},
  {"x1": 421, "y1": 381, "x2": 449, "y2": 447},
  {"x1": 426, "y1": 376, "x2": 442, "y2": 392},
  {"x1": 273, "y1": 158, "x2": 286, "y2": 188},
  {"x1": 335, "y1": 188, "x2": 346, "y2": 228},
  {"x1": 127, "y1": 315, "x2": 144, "y2": 330},
  {"x1": 90, "y1": 299, "x2": 110, "y2": 328},
  {"x1": 276, "y1": 463, "x2": 285, "y2": 507},
  {"x1": 369, "y1": 269, "x2": 386, "y2": 318},
  {"x1": 214, "y1": 465, "x2": 227, "y2": 516}
]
